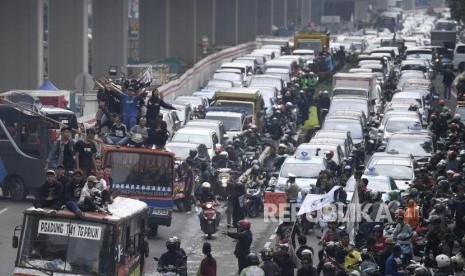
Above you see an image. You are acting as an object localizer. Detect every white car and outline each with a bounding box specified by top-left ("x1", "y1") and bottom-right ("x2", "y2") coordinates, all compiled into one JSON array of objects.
[
  {"x1": 171, "y1": 127, "x2": 220, "y2": 158},
  {"x1": 345, "y1": 174, "x2": 400, "y2": 203},
  {"x1": 276, "y1": 154, "x2": 327, "y2": 193}
]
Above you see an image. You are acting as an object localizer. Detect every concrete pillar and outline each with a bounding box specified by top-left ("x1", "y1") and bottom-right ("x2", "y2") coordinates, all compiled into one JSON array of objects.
[
  {"x1": 301, "y1": 0, "x2": 311, "y2": 29},
  {"x1": 273, "y1": 0, "x2": 285, "y2": 27},
  {"x1": 0, "y1": 0, "x2": 43, "y2": 91},
  {"x1": 403, "y1": 0, "x2": 414, "y2": 10},
  {"x1": 238, "y1": 0, "x2": 257, "y2": 43},
  {"x1": 169, "y1": 0, "x2": 195, "y2": 64},
  {"x1": 286, "y1": 0, "x2": 298, "y2": 28},
  {"x1": 431, "y1": 0, "x2": 444, "y2": 8},
  {"x1": 215, "y1": 0, "x2": 237, "y2": 46},
  {"x1": 48, "y1": 0, "x2": 88, "y2": 90},
  {"x1": 92, "y1": 0, "x2": 128, "y2": 78},
  {"x1": 354, "y1": 0, "x2": 369, "y2": 21},
  {"x1": 196, "y1": 0, "x2": 215, "y2": 61},
  {"x1": 377, "y1": 0, "x2": 389, "y2": 11},
  {"x1": 139, "y1": 0, "x2": 168, "y2": 62},
  {"x1": 257, "y1": 0, "x2": 272, "y2": 35}
]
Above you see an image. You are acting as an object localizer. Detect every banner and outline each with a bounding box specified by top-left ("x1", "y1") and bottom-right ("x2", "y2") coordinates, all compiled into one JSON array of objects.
[
  {"x1": 297, "y1": 185, "x2": 341, "y2": 216},
  {"x1": 38, "y1": 220, "x2": 102, "y2": 241}
]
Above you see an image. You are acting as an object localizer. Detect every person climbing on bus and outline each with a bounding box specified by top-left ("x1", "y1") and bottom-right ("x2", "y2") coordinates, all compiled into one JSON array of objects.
[
  {"x1": 146, "y1": 89, "x2": 177, "y2": 126},
  {"x1": 148, "y1": 113, "x2": 169, "y2": 149}
]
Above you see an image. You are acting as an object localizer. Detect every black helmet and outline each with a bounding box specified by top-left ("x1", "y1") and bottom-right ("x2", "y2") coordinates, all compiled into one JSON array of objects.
[
  {"x1": 189, "y1": 149, "x2": 197, "y2": 157},
  {"x1": 322, "y1": 262, "x2": 336, "y2": 273},
  {"x1": 260, "y1": 248, "x2": 275, "y2": 261},
  {"x1": 325, "y1": 241, "x2": 337, "y2": 258},
  {"x1": 373, "y1": 225, "x2": 383, "y2": 233},
  {"x1": 172, "y1": 236, "x2": 181, "y2": 248},
  {"x1": 166, "y1": 238, "x2": 177, "y2": 250},
  {"x1": 409, "y1": 188, "x2": 419, "y2": 198},
  {"x1": 437, "y1": 176, "x2": 446, "y2": 182},
  {"x1": 246, "y1": 253, "x2": 260, "y2": 266},
  {"x1": 433, "y1": 203, "x2": 445, "y2": 213},
  {"x1": 429, "y1": 215, "x2": 442, "y2": 225},
  {"x1": 438, "y1": 180, "x2": 449, "y2": 190},
  {"x1": 414, "y1": 267, "x2": 430, "y2": 276}
]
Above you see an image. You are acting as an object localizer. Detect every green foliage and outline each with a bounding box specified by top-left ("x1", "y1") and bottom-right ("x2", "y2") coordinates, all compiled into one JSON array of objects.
[{"x1": 447, "y1": 0, "x2": 465, "y2": 23}]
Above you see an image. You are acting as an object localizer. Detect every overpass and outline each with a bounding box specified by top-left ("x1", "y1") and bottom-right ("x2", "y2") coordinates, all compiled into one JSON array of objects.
[{"x1": 0, "y1": 0, "x2": 370, "y2": 92}]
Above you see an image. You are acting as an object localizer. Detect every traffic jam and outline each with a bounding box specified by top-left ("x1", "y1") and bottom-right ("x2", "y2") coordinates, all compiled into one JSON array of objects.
[{"x1": 2, "y1": 3, "x2": 465, "y2": 276}]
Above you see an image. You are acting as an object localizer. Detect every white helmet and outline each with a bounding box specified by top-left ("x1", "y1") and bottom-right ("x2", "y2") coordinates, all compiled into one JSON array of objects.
[
  {"x1": 301, "y1": 249, "x2": 313, "y2": 259},
  {"x1": 454, "y1": 113, "x2": 462, "y2": 120},
  {"x1": 219, "y1": 151, "x2": 229, "y2": 158},
  {"x1": 436, "y1": 254, "x2": 451, "y2": 268},
  {"x1": 288, "y1": 172, "x2": 297, "y2": 178},
  {"x1": 201, "y1": 182, "x2": 211, "y2": 189}
]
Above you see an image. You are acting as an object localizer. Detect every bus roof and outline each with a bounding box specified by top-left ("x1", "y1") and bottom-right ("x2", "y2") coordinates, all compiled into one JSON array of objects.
[
  {"x1": 101, "y1": 143, "x2": 176, "y2": 158},
  {"x1": 24, "y1": 197, "x2": 148, "y2": 224}
]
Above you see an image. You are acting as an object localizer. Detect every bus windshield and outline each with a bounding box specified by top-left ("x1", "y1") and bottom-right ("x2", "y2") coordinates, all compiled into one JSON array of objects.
[
  {"x1": 17, "y1": 215, "x2": 115, "y2": 275},
  {"x1": 106, "y1": 151, "x2": 174, "y2": 193}
]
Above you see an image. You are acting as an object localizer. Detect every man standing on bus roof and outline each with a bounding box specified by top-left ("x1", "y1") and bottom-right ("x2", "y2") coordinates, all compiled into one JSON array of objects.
[
  {"x1": 146, "y1": 89, "x2": 177, "y2": 126},
  {"x1": 46, "y1": 126, "x2": 75, "y2": 172},
  {"x1": 75, "y1": 128, "x2": 98, "y2": 177},
  {"x1": 33, "y1": 170, "x2": 64, "y2": 215}
]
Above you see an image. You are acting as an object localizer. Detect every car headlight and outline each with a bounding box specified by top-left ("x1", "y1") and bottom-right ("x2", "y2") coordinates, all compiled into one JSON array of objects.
[{"x1": 152, "y1": 208, "x2": 168, "y2": 215}]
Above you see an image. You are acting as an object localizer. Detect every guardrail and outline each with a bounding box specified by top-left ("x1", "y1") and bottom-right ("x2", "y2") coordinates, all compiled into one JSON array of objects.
[{"x1": 157, "y1": 42, "x2": 257, "y2": 101}]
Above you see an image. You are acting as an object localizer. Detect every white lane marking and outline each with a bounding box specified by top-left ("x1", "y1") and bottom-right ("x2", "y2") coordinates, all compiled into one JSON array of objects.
[
  {"x1": 264, "y1": 242, "x2": 271, "y2": 248},
  {"x1": 269, "y1": 234, "x2": 276, "y2": 240},
  {"x1": 0, "y1": 208, "x2": 8, "y2": 214}
]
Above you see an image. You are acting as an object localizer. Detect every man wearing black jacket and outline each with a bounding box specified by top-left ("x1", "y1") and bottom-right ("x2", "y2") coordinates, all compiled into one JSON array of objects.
[
  {"x1": 224, "y1": 219, "x2": 253, "y2": 273},
  {"x1": 34, "y1": 170, "x2": 64, "y2": 214},
  {"x1": 146, "y1": 89, "x2": 176, "y2": 125},
  {"x1": 64, "y1": 169, "x2": 85, "y2": 218}
]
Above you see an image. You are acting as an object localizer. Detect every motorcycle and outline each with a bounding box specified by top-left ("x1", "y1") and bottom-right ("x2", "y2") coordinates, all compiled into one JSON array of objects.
[
  {"x1": 173, "y1": 186, "x2": 187, "y2": 213},
  {"x1": 216, "y1": 168, "x2": 231, "y2": 199},
  {"x1": 245, "y1": 182, "x2": 263, "y2": 218},
  {"x1": 153, "y1": 256, "x2": 186, "y2": 276},
  {"x1": 200, "y1": 201, "x2": 219, "y2": 239}
]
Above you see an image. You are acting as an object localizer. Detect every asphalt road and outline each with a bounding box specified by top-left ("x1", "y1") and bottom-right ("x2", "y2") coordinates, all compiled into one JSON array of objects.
[{"x1": 0, "y1": 75, "x2": 455, "y2": 275}]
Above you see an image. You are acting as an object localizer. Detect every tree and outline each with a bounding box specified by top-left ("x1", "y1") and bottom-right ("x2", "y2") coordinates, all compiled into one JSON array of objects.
[{"x1": 447, "y1": 0, "x2": 465, "y2": 23}]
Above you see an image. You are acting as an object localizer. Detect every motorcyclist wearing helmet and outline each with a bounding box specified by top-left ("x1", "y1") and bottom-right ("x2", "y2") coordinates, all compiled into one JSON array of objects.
[
  {"x1": 274, "y1": 144, "x2": 289, "y2": 171},
  {"x1": 239, "y1": 253, "x2": 264, "y2": 276},
  {"x1": 318, "y1": 241, "x2": 347, "y2": 276},
  {"x1": 446, "y1": 150, "x2": 459, "y2": 172},
  {"x1": 372, "y1": 225, "x2": 387, "y2": 255},
  {"x1": 267, "y1": 117, "x2": 284, "y2": 143},
  {"x1": 385, "y1": 245, "x2": 406, "y2": 276},
  {"x1": 211, "y1": 144, "x2": 223, "y2": 165},
  {"x1": 425, "y1": 214, "x2": 452, "y2": 259},
  {"x1": 359, "y1": 248, "x2": 378, "y2": 276},
  {"x1": 260, "y1": 248, "x2": 281, "y2": 276},
  {"x1": 297, "y1": 249, "x2": 318, "y2": 276},
  {"x1": 274, "y1": 242, "x2": 298, "y2": 276},
  {"x1": 391, "y1": 209, "x2": 413, "y2": 259},
  {"x1": 451, "y1": 185, "x2": 465, "y2": 240},
  {"x1": 404, "y1": 199, "x2": 420, "y2": 230},
  {"x1": 341, "y1": 165, "x2": 353, "y2": 184},
  {"x1": 157, "y1": 238, "x2": 185, "y2": 271},
  {"x1": 338, "y1": 231, "x2": 361, "y2": 272},
  {"x1": 197, "y1": 182, "x2": 221, "y2": 230},
  {"x1": 435, "y1": 254, "x2": 452, "y2": 276},
  {"x1": 435, "y1": 179, "x2": 453, "y2": 199},
  {"x1": 413, "y1": 167, "x2": 432, "y2": 191},
  {"x1": 186, "y1": 148, "x2": 207, "y2": 170},
  {"x1": 246, "y1": 164, "x2": 265, "y2": 188},
  {"x1": 224, "y1": 219, "x2": 253, "y2": 273},
  {"x1": 213, "y1": 151, "x2": 238, "y2": 171},
  {"x1": 172, "y1": 236, "x2": 187, "y2": 276}
]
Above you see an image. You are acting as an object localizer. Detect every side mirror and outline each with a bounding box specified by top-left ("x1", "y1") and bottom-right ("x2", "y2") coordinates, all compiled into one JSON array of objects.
[
  {"x1": 12, "y1": 236, "x2": 18, "y2": 248},
  {"x1": 12, "y1": 225, "x2": 21, "y2": 249},
  {"x1": 377, "y1": 145, "x2": 386, "y2": 152}
]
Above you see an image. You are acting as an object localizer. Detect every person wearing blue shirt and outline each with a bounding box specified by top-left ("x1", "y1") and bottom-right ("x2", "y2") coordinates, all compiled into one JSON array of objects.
[
  {"x1": 122, "y1": 86, "x2": 142, "y2": 129},
  {"x1": 385, "y1": 245, "x2": 405, "y2": 276}
]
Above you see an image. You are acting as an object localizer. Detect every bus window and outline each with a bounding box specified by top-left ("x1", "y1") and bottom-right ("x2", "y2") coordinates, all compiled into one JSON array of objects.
[
  {"x1": 106, "y1": 152, "x2": 174, "y2": 188},
  {"x1": 20, "y1": 123, "x2": 40, "y2": 145}
]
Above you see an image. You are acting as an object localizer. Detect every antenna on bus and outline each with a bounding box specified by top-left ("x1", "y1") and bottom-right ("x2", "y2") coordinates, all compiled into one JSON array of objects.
[{"x1": 0, "y1": 97, "x2": 78, "y2": 132}]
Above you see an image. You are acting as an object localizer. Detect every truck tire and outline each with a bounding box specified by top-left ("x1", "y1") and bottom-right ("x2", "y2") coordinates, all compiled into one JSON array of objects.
[{"x1": 8, "y1": 177, "x2": 26, "y2": 201}]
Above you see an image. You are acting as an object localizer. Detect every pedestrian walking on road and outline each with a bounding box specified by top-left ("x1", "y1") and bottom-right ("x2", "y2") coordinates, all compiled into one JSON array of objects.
[
  {"x1": 443, "y1": 67, "x2": 455, "y2": 100},
  {"x1": 224, "y1": 219, "x2": 253, "y2": 274},
  {"x1": 198, "y1": 242, "x2": 217, "y2": 276}
]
